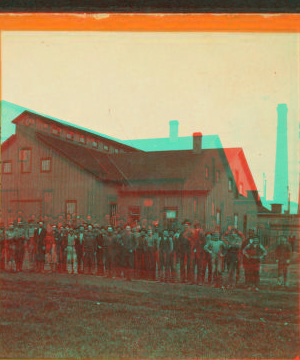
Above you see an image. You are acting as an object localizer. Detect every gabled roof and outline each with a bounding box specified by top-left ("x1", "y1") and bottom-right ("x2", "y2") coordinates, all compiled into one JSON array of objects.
[
  {"x1": 120, "y1": 135, "x2": 223, "y2": 152},
  {"x1": 13, "y1": 110, "x2": 141, "y2": 154},
  {"x1": 36, "y1": 132, "x2": 123, "y2": 181},
  {"x1": 1, "y1": 134, "x2": 17, "y2": 152},
  {"x1": 35, "y1": 132, "x2": 230, "y2": 187}
]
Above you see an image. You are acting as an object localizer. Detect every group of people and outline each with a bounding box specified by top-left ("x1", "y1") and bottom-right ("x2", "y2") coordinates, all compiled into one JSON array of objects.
[{"x1": 0, "y1": 212, "x2": 293, "y2": 290}]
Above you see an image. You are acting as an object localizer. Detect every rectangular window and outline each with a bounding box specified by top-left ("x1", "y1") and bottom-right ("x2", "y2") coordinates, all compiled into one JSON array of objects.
[
  {"x1": 66, "y1": 200, "x2": 77, "y2": 216},
  {"x1": 19, "y1": 148, "x2": 32, "y2": 173},
  {"x1": 43, "y1": 191, "x2": 54, "y2": 216},
  {"x1": 229, "y1": 178, "x2": 233, "y2": 192},
  {"x1": 128, "y1": 206, "x2": 140, "y2": 221},
  {"x1": 216, "y1": 210, "x2": 221, "y2": 226},
  {"x1": 163, "y1": 207, "x2": 178, "y2": 230},
  {"x1": 24, "y1": 117, "x2": 36, "y2": 126},
  {"x1": 41, "y1": 158, "x2": 51, "y2": 173},
  {"x1": 234, "y1": 213, "x2": 238, "y2": 229},
  {"x1": 91, "y1": 139, "x2": 98, "y2": 148},
  {"x1": 216, "y1": 170, "x2": 220, "y2": 183},
  {"x1": 51, "y1": 126, "x2": 61, "y2": 136},
  {"x1": 239, "y1": 183, "x2": 243, "y2": 194},
  {"x1": 104, "y1": 145, "x2": 109, "y2": 152},
  {"x1": 79, "y1": 134, "x2": 86, "y2": 144},
  {"x1": 143, "y1": 198, "x2": 154, "y2": 221},
  {"x1": 114, "y1": 148, "x2": 119, "y2": 154},
  {"x1": 67, "y1": 131, "x2": 74, "y2": 140},
  {"x1": 205, "y1": 165, "x2": 209, "y2": 180},
  {"x1": 43, "y1": 123, "x2": 49, "y2": 129},
  {"x1": 3, "y1": 161, "x2": 12, "y2": 174}
]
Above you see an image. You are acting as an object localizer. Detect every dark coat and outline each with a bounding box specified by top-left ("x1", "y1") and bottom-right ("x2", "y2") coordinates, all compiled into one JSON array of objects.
[{"x1": 34, "y1": 227, "x2": 47, "y2": 260}]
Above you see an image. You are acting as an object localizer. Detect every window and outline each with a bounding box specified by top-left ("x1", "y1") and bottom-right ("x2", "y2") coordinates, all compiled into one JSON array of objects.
[
  {"x1": 43, "y1": 123, "x2": 49, "y2": 129},
  {"x1": 19, "y1": 148, "x2": 32, "y2": 173},
  {"x1": 67, "y1": 131, "x2": 74, "y2": 141},
  {"x1": 120, "y1": 149, "x2": 125, "y2": 154},
  {"x1": 104, "y1": 145, "x2": 109, "y2": 152},
  {"x1": 3, "y1": 161, "x2": 12, "y2": 174},
  {"x1": 229, "y1": 178, "x2": 233, "y2": 192},
  {"x1": 66, "y1": 200, "x2": 77, "y2": 216},
  {"x1": 143, "y1": 198, "x2": 154, "y2": 221},
  {"x1": 128, "y1": 206, "x2": 140, "y2": 221},
  {"x1": 114, "y1": 148, "x2": 119, "y2": 154},
  {"x1": 79, "y1": 134, "x2": 86, "y2": 144},
  {"x1": 91, "y1": 139, "x2": 98, "y2": 148},
  {"x1": 24, "y1": 117, "x2": 36, "y2": 126},
  {"x1": 234, "y1": 213, "x2": 238, "y2": 229},
  {"x1": 51, "y1": 126, "x2": 61, "y2": 136},
  {"x1": 41, "y1": 158, "x2": 51, "y2": 173},
  {"x1": 163, "y1": 207, "x2": 178, "y2": 230},
  {"x1": 216, "y1": 210, "x2": 221, "y2": 226},
  {"x1": 43, "y1": 191, "x2": 54, "y2": 216},
  {"x1": 239, "y1": 183, "x2": 243, "y2": 194},
  {"x1": 205, "y1": 165, "x2": 209, "y2": 180},
  {"x1": 216, "y1": 170, "x2": 220, "y2": 183}
]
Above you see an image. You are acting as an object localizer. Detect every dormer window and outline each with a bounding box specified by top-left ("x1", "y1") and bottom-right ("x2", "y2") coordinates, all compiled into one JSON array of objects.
[
  {"x1": 91, "y1": 139, "x2": 98, "y2": 148},
  {"x1": 51, "y1": 126, "x2": 61, "y2": 136},
  {"x1": 79, "y1": 134, "x2": 86, "y2": 144},
  {"x1": 67, "y1": 131, "x2": 74, "y2": 141}
]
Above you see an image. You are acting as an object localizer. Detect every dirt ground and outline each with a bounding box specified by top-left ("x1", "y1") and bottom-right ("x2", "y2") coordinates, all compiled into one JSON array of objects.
[{"x1": 0, "y1": 267, "x2": 299, "y2": 359}]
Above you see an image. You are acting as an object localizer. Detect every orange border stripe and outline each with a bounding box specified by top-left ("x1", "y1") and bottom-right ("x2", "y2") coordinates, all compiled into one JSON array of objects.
[{"x1": 0, "y1": 14, "x2": 299, "y2": 32}]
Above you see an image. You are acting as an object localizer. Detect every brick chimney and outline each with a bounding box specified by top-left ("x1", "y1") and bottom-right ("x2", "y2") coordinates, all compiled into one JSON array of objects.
[
  {"x1": 193, "y1": 132, "x2": 202, "y2": 154},
  {"x1": 169, "y1": 120, "x2": 179, "y2": 142}
]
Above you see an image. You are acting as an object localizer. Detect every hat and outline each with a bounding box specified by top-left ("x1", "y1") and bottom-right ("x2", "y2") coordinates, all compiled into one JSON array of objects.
[{"x1": 182, "y1": 219, "x2": 191, "y2": 225}]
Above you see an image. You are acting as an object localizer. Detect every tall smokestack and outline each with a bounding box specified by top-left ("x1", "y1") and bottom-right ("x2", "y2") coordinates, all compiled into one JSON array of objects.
[
  {"x1": 273, "y1": 104, "x2": 289, "y2": 212},
  {"x1": 169, "y1": 120, "x2": 179, "y2": 142}
]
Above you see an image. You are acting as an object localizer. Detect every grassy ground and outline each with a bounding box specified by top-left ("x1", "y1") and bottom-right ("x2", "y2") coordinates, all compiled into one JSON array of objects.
[{"x1": 0, "y1": 268, "x2": 299, "y2": 359}]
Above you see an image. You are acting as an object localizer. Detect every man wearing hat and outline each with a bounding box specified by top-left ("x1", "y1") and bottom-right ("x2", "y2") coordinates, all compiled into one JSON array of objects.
[
  {"x1": 84, "y1": 225, "x2": 96, "y2": 275},
  {"x1": 5, "y1": 223, "x2": 16, "y2": 272},
  {"x1": 14, "y1": 221, "x2": 28, "y2": 272},
  {"x1": 178, "y1": 220, "x2": 193, "y2": 283},
  {"x1": 34, "y1": 221, "x2": 47, "y2": 273},
  {"x1": 75, "y1": 225, "x2": 85, "y2": 274}
]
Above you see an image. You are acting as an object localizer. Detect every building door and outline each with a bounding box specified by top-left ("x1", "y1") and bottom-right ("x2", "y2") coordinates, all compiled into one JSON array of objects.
[
  {"x1": 66, "y1": 200, "x2": 77, "y2": 217},
  {"x1": 43, "y1": 191, "x2": 54, "y2": 216},
  {"x1": 163, "y1": 207, "x2": 178, "y2": 230}
]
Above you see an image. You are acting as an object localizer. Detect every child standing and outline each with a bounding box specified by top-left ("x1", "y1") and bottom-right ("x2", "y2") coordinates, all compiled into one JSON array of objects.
[{"x1": 275, "y1": 236, "x2": 292, "y2": 287}]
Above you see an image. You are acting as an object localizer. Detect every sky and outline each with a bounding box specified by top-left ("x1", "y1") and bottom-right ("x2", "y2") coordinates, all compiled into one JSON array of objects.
[{"x1": 1, "y1": 31, "x2": 299, "y2": 211}]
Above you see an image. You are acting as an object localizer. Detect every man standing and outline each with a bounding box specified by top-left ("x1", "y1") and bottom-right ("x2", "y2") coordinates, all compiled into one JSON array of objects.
[
  {"x1": 123, "y1": 225, "x2": 137, "y2": 281},
  {"x1": 75, "y1": 225, "x2": 85, "y2": 274},
  {"x1": 104, "y1": 226, "x2": 116, "y2": 278},
  {"x1": 14, "y1": 221, "x2": 27, "y2": 272},
  {"x1": 84, "y1": 225, "x2": 96, "y2": 275},
  {"x1": 243, "y1": 236, "x2": 267, "y2": 291},
  {"x1": 191, "y1": 221, "x2": 205, "y2": 285},
  {"x1": 201, "y1": 232, "x2": 213, "y2": 285},
  {"x1": 95, "y1": 226, "x2": 105, "y2": 276},
  {"x1": 159, "y1": 229, "x2": 173, "y2": 283},
  {"x1": 204, "y1": 230, "x2": 226, "y2": 287},
  {"x1": 178, "y1": 220, "x2": 193, "y2": 283},
  {"x1": 275, "y1": 236, "x2": 292, "y2": 287},
  {"x1": 34, "y1": 221, "x2": 47, "y2": 273}
]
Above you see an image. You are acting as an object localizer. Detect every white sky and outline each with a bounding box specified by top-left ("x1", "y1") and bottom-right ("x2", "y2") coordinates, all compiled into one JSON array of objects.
[{"x1": 1, "y1": 31, "x2": 299, "y2": 209}]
